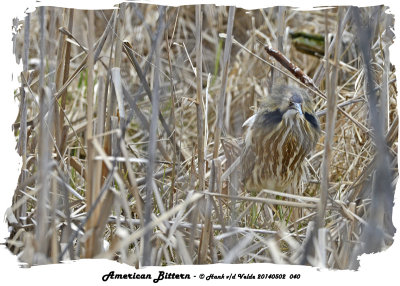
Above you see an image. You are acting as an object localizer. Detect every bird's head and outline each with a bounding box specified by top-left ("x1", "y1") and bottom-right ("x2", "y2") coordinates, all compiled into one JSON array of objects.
[
  {"x1": 260, "y1": 85, "x2": 320, "y2": 131},
  {"x1": 244, "y1": 85, "x2": 320, "y2": 153}
]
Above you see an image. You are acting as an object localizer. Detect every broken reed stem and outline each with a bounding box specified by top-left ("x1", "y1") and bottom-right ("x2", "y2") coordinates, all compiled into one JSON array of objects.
[
  {"x1": 58, "y1": 8, "x2": 74, "y2": 151},
  {"x1": 213, "y1": 6, "x2": 235, "y2": 158},
  {"x1": 93, "y1": 76, "x2": 106, "y2": 181}
]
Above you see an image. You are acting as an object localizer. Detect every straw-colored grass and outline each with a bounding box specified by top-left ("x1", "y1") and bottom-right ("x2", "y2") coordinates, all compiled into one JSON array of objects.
[{"x1": 8, "y1": 4, "x2": 397, "y2": 270}]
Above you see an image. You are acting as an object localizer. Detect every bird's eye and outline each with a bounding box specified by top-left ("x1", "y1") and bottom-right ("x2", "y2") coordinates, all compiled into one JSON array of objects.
[{"x1": 304, "y1": 112, "x2": 319, "y2": 130}]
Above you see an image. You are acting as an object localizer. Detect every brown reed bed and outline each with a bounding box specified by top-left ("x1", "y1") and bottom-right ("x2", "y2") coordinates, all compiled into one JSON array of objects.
[{"x1": 7, "y1": 4, "x2": 397, "y2": 269}]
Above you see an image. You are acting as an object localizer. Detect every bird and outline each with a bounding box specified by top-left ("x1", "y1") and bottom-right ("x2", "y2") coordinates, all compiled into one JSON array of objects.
[{"x1": 241, "y1": 85, "x2": 320, "y2": 195}]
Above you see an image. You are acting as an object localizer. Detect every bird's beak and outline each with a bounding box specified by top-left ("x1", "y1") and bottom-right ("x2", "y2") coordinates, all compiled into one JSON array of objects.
[{"x1": 290, "y1": 102, "x2": 303, "y2": 116}]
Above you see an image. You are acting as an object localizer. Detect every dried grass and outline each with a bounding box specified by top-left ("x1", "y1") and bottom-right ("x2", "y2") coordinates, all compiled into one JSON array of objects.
[{"x1": 7, "y1": 4, "x2": 397, "y2": 269}]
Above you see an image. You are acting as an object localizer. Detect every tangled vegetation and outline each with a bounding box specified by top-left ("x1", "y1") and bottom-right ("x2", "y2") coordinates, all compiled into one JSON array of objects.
[{"x1": 7, "y1": 4, "x2": 397, "y2": 269}]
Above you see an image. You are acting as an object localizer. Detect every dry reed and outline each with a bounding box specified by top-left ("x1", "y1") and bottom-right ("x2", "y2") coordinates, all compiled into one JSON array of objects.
[{"x1": 7, "y1": 4, "x2": 397, "y2": 270}]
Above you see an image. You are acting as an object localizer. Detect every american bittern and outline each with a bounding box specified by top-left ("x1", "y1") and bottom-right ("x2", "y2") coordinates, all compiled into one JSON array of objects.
[{"x1": 242, "y1": 85, "x2": 320, "y2": 194}]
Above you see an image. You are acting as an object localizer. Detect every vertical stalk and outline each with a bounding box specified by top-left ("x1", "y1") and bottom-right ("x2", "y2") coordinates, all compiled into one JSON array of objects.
[
  {"x1": 198, "y1": 160, "x2": 215, "y2": 264},
  {"x1": 50, "y1": 174, "x2": 59, "y2": 263},
  {"x1": 164, "y1": 8, "x2": 178, "y2": 209},
  {"x1": 314, "y1": 11, "x2": 342, "y2": 267},
  {"x1": 36, "y1": 6, "x2": 51, "y2": 258},
  {"x1": 349, "y1": 7, "x2": 395, "y2": 268},
  {"x1": 195, "y1": 5, "x2": 204, "y2": 191},
  {"x1": 143, "y1": 6, "x2": 165, "y2": 266},
  {"x1": 58, "y1": 9, "x2": 74, "y2": 153},
  {"x1": 318, "y1": 8, "x2": 342, "y2": 230},
  {"x1": 381, "y1": 11, "x2": 393, "y2": 132},
  {"x1": 84, "y1": 9, "x2": 96, "y2": 258},
  {"x1": 273, "y1": 6, "x2": 286, "y2": 85},
  {"x1": 212, "y1": 6, "x2": 235, "y2": 158},
  {"x1": 17, "y1": 14, "x2": 30, "y2": 219}
]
